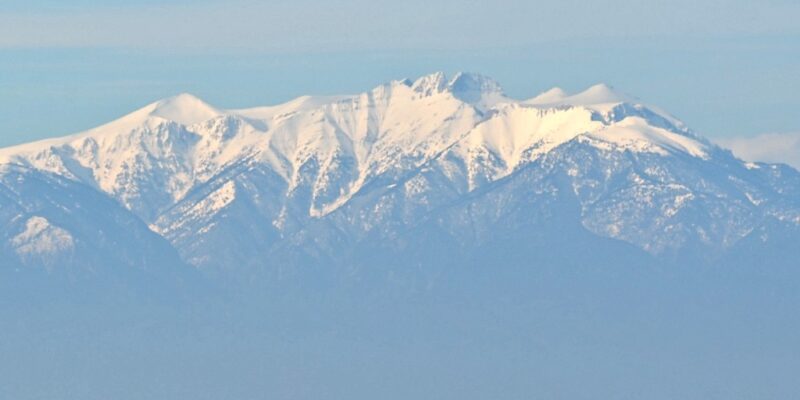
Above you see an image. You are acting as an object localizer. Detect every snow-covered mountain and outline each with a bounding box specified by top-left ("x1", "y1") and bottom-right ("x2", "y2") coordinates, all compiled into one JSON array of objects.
[{"x1": 2, "y1": 72, "x2": 799, "y2": 282}]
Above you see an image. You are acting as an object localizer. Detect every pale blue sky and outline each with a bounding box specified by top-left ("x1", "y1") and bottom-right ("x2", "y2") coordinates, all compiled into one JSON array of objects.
[{"x1": 1, "y1": 0, "x2": 799, "y2": 147}]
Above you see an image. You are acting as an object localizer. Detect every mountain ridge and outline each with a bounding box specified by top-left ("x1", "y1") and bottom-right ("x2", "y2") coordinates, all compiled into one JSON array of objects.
[{"x1": 1, "y1": 72, "x2": 798, "y2": 281}]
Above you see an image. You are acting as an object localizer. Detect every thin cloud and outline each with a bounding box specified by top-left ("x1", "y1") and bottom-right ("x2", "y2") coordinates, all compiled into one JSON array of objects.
[
  {"x1": 1, "y1": 0, "x2": 799, "y2": 50},
  {"x1": 716, "y1": 132, "x2": 800, "y2": 170}
]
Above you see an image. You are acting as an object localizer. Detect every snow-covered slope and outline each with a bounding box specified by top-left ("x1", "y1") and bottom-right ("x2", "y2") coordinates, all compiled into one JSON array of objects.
[
  {"x1": 0, "y1": 164, "x2": 191, "y2": 286},
  {"x1": 1, "y1": 72, "x2": 798, "y2": 277}
]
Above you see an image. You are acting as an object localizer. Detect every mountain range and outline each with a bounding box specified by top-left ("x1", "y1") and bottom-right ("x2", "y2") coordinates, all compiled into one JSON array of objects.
[
  {"x1": 2, "y1": 72, "x2": 799, "y2": 290},
  {"x1": 4, "y1": 72, "x2": 800, "y2": 400}
]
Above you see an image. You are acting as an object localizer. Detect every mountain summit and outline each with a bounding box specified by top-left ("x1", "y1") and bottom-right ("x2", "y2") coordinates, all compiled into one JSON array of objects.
[
  {"x1": 1, "y1": 72, "x2": 799, "y2": 280},
  {"x1": 146, "y1": 93, "x2": 222, "y2": 125}
]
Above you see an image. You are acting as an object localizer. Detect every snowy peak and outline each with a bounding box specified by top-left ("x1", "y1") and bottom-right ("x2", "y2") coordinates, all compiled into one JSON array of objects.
[
  {"x1": 411, "y1": 72, "x2": 448, "y2": 96},
  {"x1": 526, "y1": 83, "x2": 633, "y2": 107},
  {"x1": 529, "y1": 87, "x2": 568, "y2": 104},
  {"x1": 146, "y1": 93, "x2": 222, "y2": 125},
  {"x1": 408, "y1": 72, "x2": 507, "y2": 108},
  {"x1": 447, "y1": 72, "x2": 504, "y2": 103},
  {"x1": 63, "y1": 92, "x2": 223, "y2": 140},
  {"x1": 570, "y1": 83, "x2": 631, "y2": 105}
]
